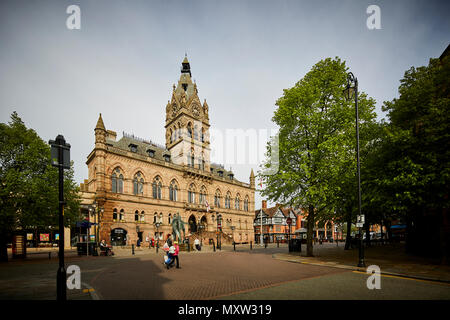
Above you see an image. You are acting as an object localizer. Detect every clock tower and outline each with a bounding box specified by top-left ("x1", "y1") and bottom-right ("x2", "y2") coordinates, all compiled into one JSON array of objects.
[{"x1": 165, "y1": 56, "x2": 211, "y2": 171}]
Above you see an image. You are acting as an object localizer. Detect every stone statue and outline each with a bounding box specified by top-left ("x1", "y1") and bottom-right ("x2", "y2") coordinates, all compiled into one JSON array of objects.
[{"x1": 171, "y1": 213, "x2": 186, "y2": 242}]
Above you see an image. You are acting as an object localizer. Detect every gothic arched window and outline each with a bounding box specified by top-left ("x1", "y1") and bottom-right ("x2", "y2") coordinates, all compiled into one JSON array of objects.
[
  {"x1": 188, "y1": 184, "x2": 196, "y2": 203},
  {"x1": 225, "y1": 192, "x2": 231, "y2": 209},
  {"x1": 113, "y1": 208, "x2": 118, "y2": 221},
  {"x1": 235, "y1": 195, "x2": 241, "y2": 210},
  {"x1": 112, "y1": 167, "x2": 124, "y2": 193},
  {"x1": 244, "y1": 196, "x2": 249, "y2": 212},
  {"x1": 214, "y1": 189, "x2": 221, "y2": 208},
  {"x1": 169, "y1": 180, "x2": 178, "y2": 201},
  {"x1": 152, "y1": 176, "x2": 162, "y2": 199},
  {"x1": 187, "y1": 123, "x2": 193, "y2": 139},
  {"x1": 199, "y1": 186, "x2": 207, "y2": 205},
  {"x1": 133, "y1": 172, "x2": 144, "y2": 195}
]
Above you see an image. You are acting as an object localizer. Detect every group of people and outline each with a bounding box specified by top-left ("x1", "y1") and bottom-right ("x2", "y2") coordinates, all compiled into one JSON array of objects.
[{"x1": 163, "y1": 234, "x2": 180, "y2": 269}]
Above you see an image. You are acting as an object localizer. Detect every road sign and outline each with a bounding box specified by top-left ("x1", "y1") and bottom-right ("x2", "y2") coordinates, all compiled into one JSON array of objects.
[
  {"x1": 356, "y1": 222, "x2": 364, "y2": 228},
  {"x1": 286, "y1": 218, "x2": 292, "y2": 225}
]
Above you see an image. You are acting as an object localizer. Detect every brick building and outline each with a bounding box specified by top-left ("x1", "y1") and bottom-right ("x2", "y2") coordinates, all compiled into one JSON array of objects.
[
  {"x1": 79, "y1": 57, "x2": 255, "y2": 246},
  {"x1": 254, "y1": 200, "x2": 342, "y2": 243}
]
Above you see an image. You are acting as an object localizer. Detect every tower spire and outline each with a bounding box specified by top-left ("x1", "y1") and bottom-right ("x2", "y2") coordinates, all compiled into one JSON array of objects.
[
  {"x1": 96, "y1": 113, "x2": 106, "y2": 131},
  {"x1": 181, "y1": 55, "x2": 191, "y2": 77}
]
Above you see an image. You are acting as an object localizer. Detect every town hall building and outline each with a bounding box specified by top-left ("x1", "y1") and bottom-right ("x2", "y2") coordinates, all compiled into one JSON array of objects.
[{"x1": 79, "y1": 57, "x2": 255, "y2": 247}]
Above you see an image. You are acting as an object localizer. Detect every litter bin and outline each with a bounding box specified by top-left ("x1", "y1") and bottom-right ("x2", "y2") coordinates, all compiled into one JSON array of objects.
[
  {"x1": 288, "y1": 239, "x2": 302, "y2": 252},
  {"x1": 77, "y1": 242, "x2": 87, "y2": 255},
  {"x1": 89, "y1": 242, "x2": 98, "y2": 256}
]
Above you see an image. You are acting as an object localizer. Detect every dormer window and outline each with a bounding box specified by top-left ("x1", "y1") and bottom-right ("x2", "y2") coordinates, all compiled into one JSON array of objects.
[
  {"x1": 163, "y1": 154, "x2": 171, "y2": 162},
  {"x1": 210, "y1": 168, "x2": 214, "y2": 173},
  {"x1": 147, "y1": 149, "x2": 155, "y2": 158},
  {"x1": 218, "y1": 170, "x2": 223, "y2": 177},
  {"x1": 129, "y1": 144, "x2": 138, "y2": 153},
  {"x1": 229, "y1": 173, "x2": 234, "y2": 181}
]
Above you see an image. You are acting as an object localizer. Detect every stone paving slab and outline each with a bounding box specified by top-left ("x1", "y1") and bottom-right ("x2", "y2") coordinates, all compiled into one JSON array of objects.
[
  {"x1": 272, "y1": 243, "x2": 450, "y2": 283},
  {"x1": 89, "y1": 251, "x2": 348, "y2": 300}
]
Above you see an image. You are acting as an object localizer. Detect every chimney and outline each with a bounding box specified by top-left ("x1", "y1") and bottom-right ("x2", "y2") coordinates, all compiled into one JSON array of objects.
[
  {"x1": 107, "y1": 130, "x2": 117, "y2": 141},
  {"x1": 262, "y1": 200, "x2": 267, "y2": 209}
]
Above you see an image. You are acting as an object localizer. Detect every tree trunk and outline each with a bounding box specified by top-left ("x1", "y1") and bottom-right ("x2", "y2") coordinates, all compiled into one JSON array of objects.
[
  {"x1": 386, "y1": 220, "x2": 392, "y2": 243},
  {"x1": 0, "y1": 233, "x2": 8, "y2": 262},
  {"x1": 344, "y1": 212, "x2": 352, "y2": 250},
  {"x1": 440, "y1": 208, "x2": 449, "y2": 265},
  {"x1": 306, "y1": 205, "x2": 315, "y2": 257}
]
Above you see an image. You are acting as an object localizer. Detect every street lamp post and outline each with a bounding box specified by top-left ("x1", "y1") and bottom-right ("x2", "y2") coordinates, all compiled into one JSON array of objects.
[
  {"x1": 216, "y1": 214, "x2": 222, "y2": 250},
  {"x1": 343, "y1": 72, "x2": 365, "y2": 268},
  {"x1": 231, "y1": 225, "x2": 235, "y2": 247},
  {"x1": 49, "y1": 135, "x2": 71, "y2": 301},
  {"x1": 155, "y1": 222, "x2": 161, "y2": 253},
  {"x1": 90, "y1": 203, "x2": 104, "y2": 256}
]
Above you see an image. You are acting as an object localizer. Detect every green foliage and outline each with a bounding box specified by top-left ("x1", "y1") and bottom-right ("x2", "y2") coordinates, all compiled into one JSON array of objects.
[
  {"x1": 0, "y1": 112, "x2": 81, "y2": 236},
  {"x1": 258, "y1": 57, "x2": 377, "y2": 254},
  {"x1": 260, "y1": 57, "x2": 376, "y2": 211},
  {"x1": 372, "y1": 56, "x2": 450, "y2": 218}
]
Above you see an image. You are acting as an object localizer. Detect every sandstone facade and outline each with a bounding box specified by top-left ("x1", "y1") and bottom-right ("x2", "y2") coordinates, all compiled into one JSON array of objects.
[{"x1": 79, "y1": 57, "x2": 255, "y2": 246}]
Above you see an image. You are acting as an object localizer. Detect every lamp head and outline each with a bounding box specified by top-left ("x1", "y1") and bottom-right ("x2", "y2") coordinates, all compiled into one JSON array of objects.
[{"x1": 343, "y1": 72, "x2": 357, "y2": 101}]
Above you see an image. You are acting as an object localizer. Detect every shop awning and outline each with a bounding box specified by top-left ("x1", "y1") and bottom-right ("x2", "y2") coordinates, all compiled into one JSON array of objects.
[
  {"x1": 75, "y1": 221, "x2": 98, "y2": 228},
  {"x1": 390, "y1": 224, "x2": 407, "y2": 229}
]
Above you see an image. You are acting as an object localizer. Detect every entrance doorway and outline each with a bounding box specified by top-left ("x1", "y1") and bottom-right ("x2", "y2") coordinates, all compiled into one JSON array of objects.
[
  {"x1": 111, "y1": 228, "x2": 127, "y2": 246},
  {"x1": 188, "y1": 215, "x2": 197, "y2": 233}
]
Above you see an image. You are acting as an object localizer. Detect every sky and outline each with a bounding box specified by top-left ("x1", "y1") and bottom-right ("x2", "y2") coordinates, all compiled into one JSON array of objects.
[{"x1": 0, "y1": 0, "x2": 449, "y2": 210}]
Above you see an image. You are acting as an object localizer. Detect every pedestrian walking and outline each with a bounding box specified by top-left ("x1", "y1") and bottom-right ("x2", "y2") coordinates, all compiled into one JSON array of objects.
[
  {"x1": 165, "y1": 244, "x2": 176, "y2": 269},
  {"x1": 194, "y1": 238, "x2": 201, "y2": 251},
  {"x1": 172, "y1": 241, "x2": 180, "y2": 268},
  {"x1": 167, "y1": 234, "x2": 173, "y2": 247}
]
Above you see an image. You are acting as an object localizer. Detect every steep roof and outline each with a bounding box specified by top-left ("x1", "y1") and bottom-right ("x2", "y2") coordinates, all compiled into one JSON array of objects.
[
  {"x1": 106, "y1": 134, "x2": 240, "y2": 181},
  {"x1": 95, "y1": 113, "x2": 106, "y2": 131}
]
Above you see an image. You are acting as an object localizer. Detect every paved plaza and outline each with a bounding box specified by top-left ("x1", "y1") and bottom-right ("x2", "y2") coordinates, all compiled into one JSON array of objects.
[{"x1": 1, "y1": 243, "x2": 449, "y2": 300}]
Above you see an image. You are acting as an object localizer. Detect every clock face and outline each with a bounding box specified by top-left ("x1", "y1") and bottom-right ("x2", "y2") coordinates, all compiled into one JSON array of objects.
[{"x1": 192, "y1": 104, "x2": 200, "y2": 117}]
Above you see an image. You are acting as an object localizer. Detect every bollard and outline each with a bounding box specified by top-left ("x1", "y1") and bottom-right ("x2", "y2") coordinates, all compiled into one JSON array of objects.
[
  {"x1": 156, "y1": 241, "x2": 159, "y2": 253},
  {"x1": 265, "y1": 241, "x2": 267, "y2": 249},
  {"x1": 132, "y1": 244, "x2": 135, "y2": 255},
  {"x1": 49, "y1": 252, "x2": 51, "y2": 260},
  {"x1": 233, "y1": 241, "x2": 236, "y2": 251},
  {"x1": 250, "y1": 241, "x2": 252, "y2": 250},
  {"x1": 277, "y1": 239, "x2": 279, "y2": 248},
  {"x1": 187, "y1": 239, "x2": 190, "y2": 252},
  {"x1": 213, "y1": 241, "x2": 216, "y2": 252}
]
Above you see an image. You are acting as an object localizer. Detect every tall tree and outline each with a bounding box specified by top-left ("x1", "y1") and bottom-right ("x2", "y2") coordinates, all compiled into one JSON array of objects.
[
  {"x1": 259, "y1": 57, "x2": 377, "y2": 256},
  {"x1": 0, "y1": 112, "x2": 81, "y2": 262},
  {"x1": 377, "y1": 56, "x2": 450, "y2": 261}
]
